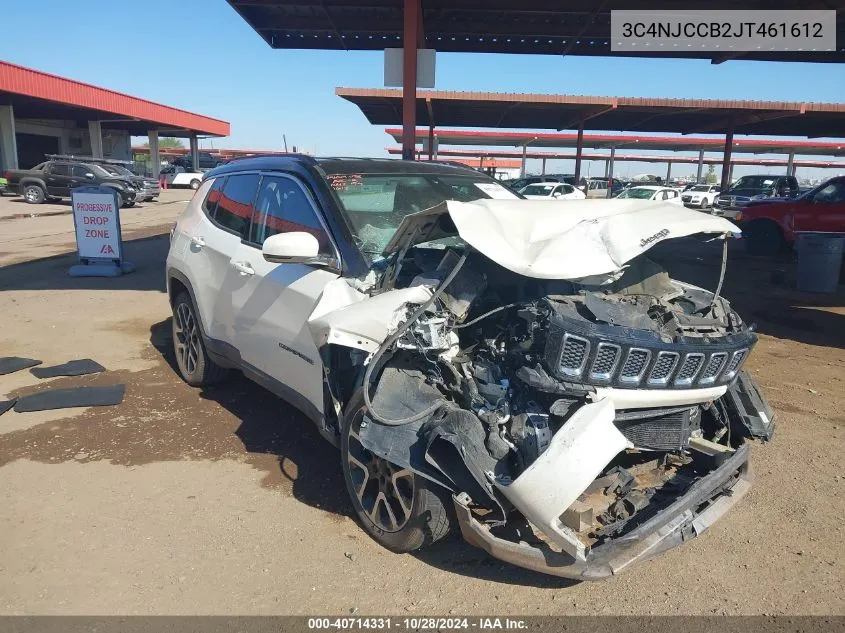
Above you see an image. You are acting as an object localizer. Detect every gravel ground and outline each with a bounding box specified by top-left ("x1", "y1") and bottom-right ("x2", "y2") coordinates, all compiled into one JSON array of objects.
[{"x1": 0, "y1": 210, "x2": 843, "y2": 615}]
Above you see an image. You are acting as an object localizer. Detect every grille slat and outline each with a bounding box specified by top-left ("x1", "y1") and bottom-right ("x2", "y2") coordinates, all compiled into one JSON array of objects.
[
  {"x1": 558, "y1": 334, "x2": 590, "y2": 377},
  {"x1": 723, "y1": 349, "x2": 748, "y2": 380},
  {"x1": 619, "y1": 348, "x2": 651, "y2": 385},
  {"x1": 699, "y1": 352, "x2": 728, "y2": 384},
  {"x1": 648, "y1": 351, "x2": 679, "y2": 386},
  {"x1": 589, "y1": 343, "x2": 620, "y2": 380},
  {"x1": 675, "y1": 353, "x2": 705, "y2": 386}
]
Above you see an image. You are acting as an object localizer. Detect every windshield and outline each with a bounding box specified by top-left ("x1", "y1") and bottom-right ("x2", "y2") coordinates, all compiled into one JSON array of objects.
[
  {"x1": 690, "y1": 185, "x2": 710, "y2": 192},
  {"x1": 730, "y1": 176, "x2": 776, "y2": 192},
  {"x1": 327, "y1": 173, "x2": 518, "y2": 256},
  {"x1": 96, "y1": 164, "x2": 123, "y2": 176},
  {"x1": 521, "y1": 184, "x2": 555, "y2": 196},
  {"x1": 617, "y1": 187, "x2": 655, "y2": 200}
]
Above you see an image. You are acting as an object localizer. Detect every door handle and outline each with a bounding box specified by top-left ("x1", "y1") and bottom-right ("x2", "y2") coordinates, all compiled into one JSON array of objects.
[
  {"x1": 230, "y1": 260, "x2": 254, "y2": 276},
  {"x1": 190, "y1": 236, "x2": 206, "y2": 248}
]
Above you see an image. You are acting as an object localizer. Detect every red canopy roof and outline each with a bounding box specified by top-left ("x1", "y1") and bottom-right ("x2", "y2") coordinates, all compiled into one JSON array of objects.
[{"x1": 0, "y1": 61, "x2": 229, "y2": 137}]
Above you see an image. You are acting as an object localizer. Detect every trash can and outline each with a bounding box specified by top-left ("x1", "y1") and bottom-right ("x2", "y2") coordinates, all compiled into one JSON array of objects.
[{"x1": 796, "y1": 233, "x2": 845, "y2": 293}]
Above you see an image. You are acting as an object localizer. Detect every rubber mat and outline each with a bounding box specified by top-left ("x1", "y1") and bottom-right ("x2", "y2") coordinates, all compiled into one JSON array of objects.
[
  {"x1": 13, "y1": 385, "x2": 125, "y2": 413},
  {"x1": 31, "y1": 359, "x2": 106, "y2": 379},
  {"x1": 0, "y1": 399, "x2": 15, "y2": 416},
  {"x1": 0, "y1": 357, "x2": 42, "y2": 376}
]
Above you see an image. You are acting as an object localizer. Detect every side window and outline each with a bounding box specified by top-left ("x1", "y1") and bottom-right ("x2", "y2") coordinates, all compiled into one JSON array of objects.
[
  {"x1": 814, "y1": 181, "x2": 845, "y2": 204},
  {"x1": 214, "y1": 173, "x2": 260, "y2": 237},
  {"x1": 249, "y1": 175, "x2": 332, "y2": 255},
  {"x1": 563, "y1": 184, "x2": 574, "y2": 194},
  {"x1": 71, "y1": 165, "x2": 91, "y2": 178},
  {"x1": 202, "y1": 177, "x2": 226, "y2": 219},
  {"x1": 50, "y1": 163, "x2": 70, "y2": 177}
]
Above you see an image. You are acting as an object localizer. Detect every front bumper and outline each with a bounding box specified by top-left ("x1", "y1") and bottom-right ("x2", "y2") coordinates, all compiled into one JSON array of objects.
[{"x1": 454, "y1": 442, "x2": 751, "y2": 580}]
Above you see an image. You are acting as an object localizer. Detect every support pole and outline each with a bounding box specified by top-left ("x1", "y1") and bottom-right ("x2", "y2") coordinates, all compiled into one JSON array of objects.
[
  {"x1": 190, "y1": 135, "x2": 199, "y2": 172},
  {"x1": 88, "y1": 121, "x2": 103, "y2": 158},
  {"x1": 573, "y1": 120, "x2": 584, "y2": 186},
  {"x1": 427, "y1": 125, "x2": 434, "y2": 161},
  {"x1": 0, "y1": 104, "x2": 18, "y2": 171},
  {"x1": 401, "y1": 0, "x2": 420, "y2": 161},
  {"x1": 520, "y1": 144, "x2": 527, "y2": 178},
  {"x1": 607, "y1": 147, "x2": 616, "y2": 198},
  {"x1": 148, "y1": 130, "x2": 160, "y2": 179},
  {"x1": 720, "y1": 129, "x2": 734, "y2": 191},
  {"x1": 728, "y1": 162, "x2": 734, "y2": 183},
  {"x1": 787, "y1": 151, "x2": 795, "y2": 176},
  {"x1": 665, "y1": 161, "x2": 672, "y2": 183},
  {"x1": 541, "y1": 157, "x2": 546, "y2": 175},
  {"x1": 604, "y1": 160, "x2": 609, "y2": 177},
  {"x1": 696, "y1": 149, "x2": 704, "y2": 183}
]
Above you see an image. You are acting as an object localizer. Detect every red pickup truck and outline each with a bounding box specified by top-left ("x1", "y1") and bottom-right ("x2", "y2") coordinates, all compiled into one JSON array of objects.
[{"x1": 737, "y1": 176, "x2": 845, "y2": 255}]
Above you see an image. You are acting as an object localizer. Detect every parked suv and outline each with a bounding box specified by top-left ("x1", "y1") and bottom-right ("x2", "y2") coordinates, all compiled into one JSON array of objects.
[
  {"x1": 712, "y1": 174, "x2": 799, "y2": 218},
  {"x1": 5, "y1": 158, "x2": 138, "y2": 206},
  {"x1": 166, "y1": 156, "x2": 773, "y2": 580}
]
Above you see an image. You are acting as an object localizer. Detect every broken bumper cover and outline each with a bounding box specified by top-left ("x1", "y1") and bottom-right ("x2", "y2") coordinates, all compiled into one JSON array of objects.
[{"x1": 454, "y1": 442, "x2": 751, "y2": 580}]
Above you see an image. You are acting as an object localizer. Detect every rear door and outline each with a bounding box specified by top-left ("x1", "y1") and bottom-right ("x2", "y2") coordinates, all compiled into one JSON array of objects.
[
  {"x1": 44, "y1": 163, "x2": 71, "y2": 197},
  {"x1": 196, "y1": 173, "x2": 260, "y2": 344},
  {"x1": 229, "y1": 172, "x2": 341, "y2": 415}
]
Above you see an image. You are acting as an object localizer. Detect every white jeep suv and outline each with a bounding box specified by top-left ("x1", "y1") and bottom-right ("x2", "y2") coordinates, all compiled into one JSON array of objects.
[{"x1": 166, "y1": 156, "x2": 774, "y2": 580}]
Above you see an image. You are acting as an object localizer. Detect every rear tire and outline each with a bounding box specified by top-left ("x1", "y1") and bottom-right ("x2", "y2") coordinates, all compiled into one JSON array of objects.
[
  {"x1": 744, "y1": 220, "x2": 784, "y2": 256},
  {"x1": 190, "y1": 179, "x2": 200, "y2": 190},
  {"x1": 23, "y1": 184, "x2": 45, "y2": 204},
  {"x1": 340, "y1": 388, "x2": 452, "y2": 553},
  {"x1": 171, "y1": 292, "x2": 228, "y2": 387}
]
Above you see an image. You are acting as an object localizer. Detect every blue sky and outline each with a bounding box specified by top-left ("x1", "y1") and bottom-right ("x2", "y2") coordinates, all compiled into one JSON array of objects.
[{"x1": 2, "y1": 0, "x2": 844, "y2": 179}]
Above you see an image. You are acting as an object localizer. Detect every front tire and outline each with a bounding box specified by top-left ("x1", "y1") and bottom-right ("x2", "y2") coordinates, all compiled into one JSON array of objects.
[
  {"x1": 23, "y1": 184, "x2": 45, "y2": 204},
  {"x1": 171, "y1": 292, "x2": 228, "y2": 386},
  {"x1": 341, "y1": 388, "x2": 451, "y2": 553},
  {"x1": 189, "y1": 179, "x2": 200, "y2": 190}
]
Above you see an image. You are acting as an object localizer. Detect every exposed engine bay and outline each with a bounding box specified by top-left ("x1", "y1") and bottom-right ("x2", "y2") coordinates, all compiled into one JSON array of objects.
[{"x1": 312, "y1": 199, "x2": 776, "y2": 578}]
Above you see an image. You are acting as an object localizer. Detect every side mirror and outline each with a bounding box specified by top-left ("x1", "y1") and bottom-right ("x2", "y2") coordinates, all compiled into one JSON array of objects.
[
  {"x1": 262, "y1": 232, "x2": 337, "y2": 269},
  {"x1": 85, "y1": 173, "x2": 95, "y2": 180}
]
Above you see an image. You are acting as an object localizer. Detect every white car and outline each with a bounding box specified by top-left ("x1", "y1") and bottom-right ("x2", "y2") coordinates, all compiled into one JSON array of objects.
[
  {"x1": 165, "y1": 156, "x2": 774, "y2": 580},
  {"x1": 519, "y1": 182, "x2": 585, "y2": 200},
  {"x1": 681, "y1": 184, "x2": 721, "y2": 209},
  {"x1": 163, "y1": 166, "x2": 206, "y2": 190},
  {"x1": 617, "y1": 185, "x2": 683, "y2": 204}
]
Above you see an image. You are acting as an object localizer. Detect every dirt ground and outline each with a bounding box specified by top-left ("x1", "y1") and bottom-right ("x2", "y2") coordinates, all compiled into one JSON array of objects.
[{"x1": 0, "y1": 197, "x2": 843, "y2": 615}]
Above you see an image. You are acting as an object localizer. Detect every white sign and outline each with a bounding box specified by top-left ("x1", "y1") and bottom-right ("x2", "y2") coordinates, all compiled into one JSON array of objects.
[
  {"x1": 384, "y1": 48, "x2": 436, "y2": 88},
  {"x1": 72, "y1": 189, "x2": 122, "y2": 260}
]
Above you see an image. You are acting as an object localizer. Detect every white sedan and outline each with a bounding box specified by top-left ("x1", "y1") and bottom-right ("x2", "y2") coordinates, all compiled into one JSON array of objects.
[
  {"x1": 519, "y1": 182, "x2": 586, "y2": 200},
  {"x1": 617, "y1": 185, "x2": 683, "y2": 205}
]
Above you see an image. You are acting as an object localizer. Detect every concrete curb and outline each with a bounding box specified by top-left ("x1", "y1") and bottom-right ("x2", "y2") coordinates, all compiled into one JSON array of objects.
[{"x1": 0, "y1": 209, "x2": 73, "y2": 222}]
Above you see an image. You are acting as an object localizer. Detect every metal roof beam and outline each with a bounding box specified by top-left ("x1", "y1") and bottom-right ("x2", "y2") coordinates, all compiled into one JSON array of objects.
[
  {"x1": 686, "y1": 107, "x2": 806, "y2": 134},
  {"x1": 557, "y1": 101, "x2": 617, "y2": 131}
]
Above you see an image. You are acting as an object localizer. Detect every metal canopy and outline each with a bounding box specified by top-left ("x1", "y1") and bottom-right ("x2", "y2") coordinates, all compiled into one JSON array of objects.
[
  {"x1": 0, "y1": 61, "x2": 230, "y2": 137},
  {"x1": 338, "y1": 88, "x2": 845, "y2": 138},
  {"x1": 226, "y1": 1, "x2": 845, "y2": 63},
  {"x1": 384, "y1": 128, "x2": 845, "y2": 156},
  {"x1": 386, "y1": 146, "x2": 845, "y2": 170}
]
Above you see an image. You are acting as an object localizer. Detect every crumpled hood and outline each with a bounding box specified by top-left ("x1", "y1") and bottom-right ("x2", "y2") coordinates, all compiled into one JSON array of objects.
[{"x1": 383, "y1": 199, "x2": 739, "y2": 280}]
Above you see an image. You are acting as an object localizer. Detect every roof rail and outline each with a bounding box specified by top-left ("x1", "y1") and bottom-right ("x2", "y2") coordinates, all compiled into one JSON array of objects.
[{"x1": 45, "y1": 154, "x2": 133, "y2": 165}]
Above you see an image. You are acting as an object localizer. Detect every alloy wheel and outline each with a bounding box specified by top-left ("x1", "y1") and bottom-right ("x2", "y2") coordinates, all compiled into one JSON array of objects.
[
  {"x1": 346, "y1": 410, "x2": 415, "y2": 533},
  {"x1": 174, "y1": 302, "x2": 200, "y2": 376}
]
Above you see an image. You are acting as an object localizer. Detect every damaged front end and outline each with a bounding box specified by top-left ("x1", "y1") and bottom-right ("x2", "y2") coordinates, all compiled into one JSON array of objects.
[{"x1": 318, "y1": 199, "x2": 775, "y2": 579}]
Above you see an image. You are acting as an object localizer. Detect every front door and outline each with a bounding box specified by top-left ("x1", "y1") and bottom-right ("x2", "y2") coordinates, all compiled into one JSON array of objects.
[
  {"x1": 229, "y1": 173, "x2": 341, "y2": 416},
  {"x1": 44, "y1": 162, "x2": 71, "y2": 197}
]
